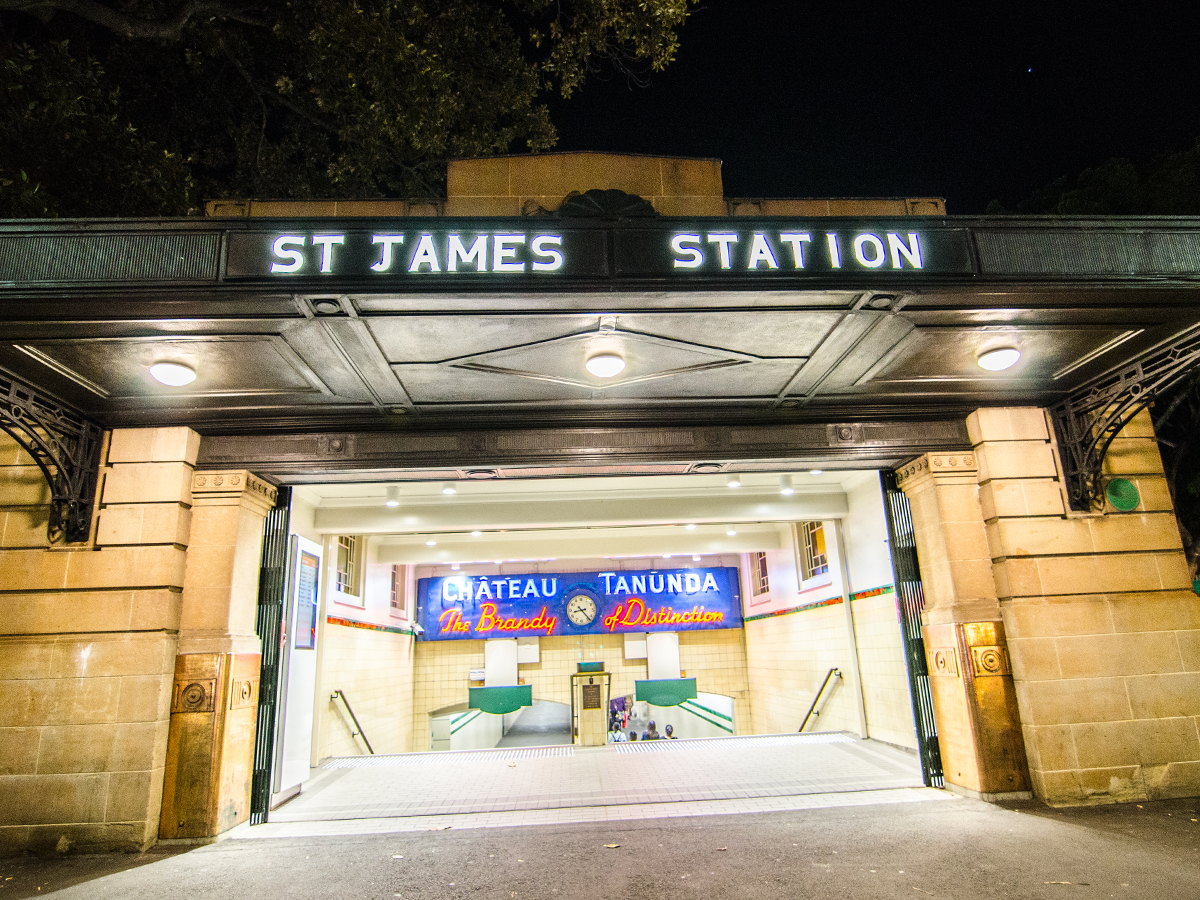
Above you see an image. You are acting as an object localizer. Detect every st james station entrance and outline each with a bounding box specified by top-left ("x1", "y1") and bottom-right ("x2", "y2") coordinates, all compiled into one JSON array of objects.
[
  {"x1": 3, "y1": 152, "x2": 1200, "y2": 852},
  {"x1": 258, "y1": 466, "x2": 935, "y2": 830}
]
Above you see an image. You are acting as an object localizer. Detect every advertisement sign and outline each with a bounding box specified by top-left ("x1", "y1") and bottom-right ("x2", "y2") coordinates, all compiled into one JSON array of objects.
[{"x1": 416, "y1": 567, "x2": 743, "y2": 641}]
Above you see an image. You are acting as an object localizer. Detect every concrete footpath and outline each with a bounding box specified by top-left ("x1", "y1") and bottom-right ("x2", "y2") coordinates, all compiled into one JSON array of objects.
[{"x1": 1, "y1": 794, "x2": 1197, "y2": 899}]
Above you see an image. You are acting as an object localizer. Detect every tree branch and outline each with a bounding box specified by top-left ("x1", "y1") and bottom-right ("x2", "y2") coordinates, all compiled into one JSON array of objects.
[{"x1": 0, "y1": 0, "x2": 265, "y2": 39}]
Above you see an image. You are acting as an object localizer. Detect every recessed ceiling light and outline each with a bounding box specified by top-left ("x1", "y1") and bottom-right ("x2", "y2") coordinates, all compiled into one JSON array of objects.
[
  {"x1": 977, "y1": 347, "x2": 1022, "y2": 371},
  {"x1": 809, "y1": 469, "x2": 823, "y2": 476},
  {"x1": 149, "y1": 362, "x2": 196, "y2": 386},
  {"x1": 726, "y1": 530, "x2": 738, "y2": 536},
  {"x1": 385, "y1": 486, "x2": 401, "y2": 507},
  {"x1": 780, "y1": 475, "x2": 794, "y2": 496},
  {"x1": 585, "y1": 353, "x2": 625, "y2": 378},
  {"x1": 685, "y1": 523, "x2": 697, "y2": 530},
  {"x1": 662, "y1": 554, "x2": 672, "y2": 559},
  {"x1": 425, "y1": 540, "x2": 437, "y2": 547},
  {"x1": 471, "y1": 530, "x2": 482, "y2": 537},
  {"x1": 727, "y1": 477, "x2": 742, "y2": 488},
  {"x1": 441, "y1": 482, "x2": 457, "y2": 495},
  {"x1": 692, "y1": 554, "x2": 702, "y2": 561}
]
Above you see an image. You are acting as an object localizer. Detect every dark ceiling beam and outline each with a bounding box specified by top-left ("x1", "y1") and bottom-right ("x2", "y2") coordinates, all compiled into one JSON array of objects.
[{"x1": 196, "y1": 418, "x2": 971, "y2": 482}]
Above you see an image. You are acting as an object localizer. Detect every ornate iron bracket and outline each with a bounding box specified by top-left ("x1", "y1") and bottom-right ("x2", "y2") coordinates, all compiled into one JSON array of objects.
[
  {"x1": 0, "y1": 369, "x2": 103, "y2": 542},
  {"x1": 1049, "y1": 324, "x2": 1200, "y2": 511}
]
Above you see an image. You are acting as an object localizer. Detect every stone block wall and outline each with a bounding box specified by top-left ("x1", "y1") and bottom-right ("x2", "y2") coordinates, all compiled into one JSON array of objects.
[
  {"x1": 0, "y1": 427, "x2": 197, "y2": 853},
  {"x1": 445, "y1": 152, "x2": 727, "y2": 217},
  {"x1": 974, "y1": 407, "x2": 1200, "y2": 805}
]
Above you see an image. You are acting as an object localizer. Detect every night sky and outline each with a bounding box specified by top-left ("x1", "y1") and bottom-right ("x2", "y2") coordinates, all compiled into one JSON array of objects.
[{"x1": 547, "y1": 3, "x2": 1200, "y2": 213}]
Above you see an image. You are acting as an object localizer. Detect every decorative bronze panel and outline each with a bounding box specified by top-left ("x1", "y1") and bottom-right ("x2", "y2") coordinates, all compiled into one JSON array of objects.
[
  {"x1": 971, "y1": 645, "x2": 1012, "y2": 677},
  {"x1": 582, "y1": 684, "x2": 602, "y2": 709},
  {"x1": 173, "y1": 679, "x2": 217, "y2": 713},
  {"x1": 931, "y1": 648, "x2": 959, "y2": 678},
  {"x1": 229, "y1": 677, "x2": 259, "y2": 710}
]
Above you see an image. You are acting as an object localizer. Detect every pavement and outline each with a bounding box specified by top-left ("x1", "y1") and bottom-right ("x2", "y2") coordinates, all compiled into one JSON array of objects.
[
  {"x1": 2, "y1": 794, "x2": 1198, "y2": 899},
  {"x1": 273, "y1": 734, "x2": 922, "y2": 825}
]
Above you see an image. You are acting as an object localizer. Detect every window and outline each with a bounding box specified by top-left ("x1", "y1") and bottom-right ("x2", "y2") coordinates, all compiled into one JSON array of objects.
[
  {"x1": 335, "y1": 535, "x2": 359, "y2": 595},
  {"x1": 389, "y1": 565, "x2": 406, "y2": 617},
  {"x1": 798, "y1": 521, "x2": 829, "y2": 581},
  {"x1": 751, "y1": 551, "x2": 770, "y2": 595}
]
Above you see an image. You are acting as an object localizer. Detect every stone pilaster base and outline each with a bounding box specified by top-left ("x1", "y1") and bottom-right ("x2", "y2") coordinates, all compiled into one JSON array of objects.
[
  {"x1": 924, "y1": 620, "x2": 1031, "y2": 796},
  {"x1": 159, "y1": 652, "x2": 260, "y2": 839}
]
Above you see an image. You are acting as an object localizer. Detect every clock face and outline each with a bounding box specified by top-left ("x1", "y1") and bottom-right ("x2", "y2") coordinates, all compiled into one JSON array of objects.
[{"x1": 566, "y1": 594, "x2": 598, "y2": 626}]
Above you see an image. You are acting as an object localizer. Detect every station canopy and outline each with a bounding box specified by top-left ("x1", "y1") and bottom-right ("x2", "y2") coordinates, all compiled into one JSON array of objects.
[{"x1": 2, "y1": 214, "x2": 1200, "y2": 486}]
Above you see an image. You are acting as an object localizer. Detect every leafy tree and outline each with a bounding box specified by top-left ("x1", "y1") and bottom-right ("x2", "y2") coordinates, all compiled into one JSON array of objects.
[
  {"x1": 987, "y1": 138, "x2": 1200, "y2": 215},
  {"x1": 0, "y1": 0, "x2": 696, "y2": 216}
]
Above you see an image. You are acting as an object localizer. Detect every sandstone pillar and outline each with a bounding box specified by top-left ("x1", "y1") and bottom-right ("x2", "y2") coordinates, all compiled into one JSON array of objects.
[
  {"x1": 159, "y1": 471, "x2": 277, "y2": 840},
  {"x1": 895, "y1": 451, "x2": 1031, "y2": 799}
]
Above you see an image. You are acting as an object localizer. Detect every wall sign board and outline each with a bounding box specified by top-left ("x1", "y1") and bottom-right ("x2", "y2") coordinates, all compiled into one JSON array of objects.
[
  {"x1": 224, "y1": 221, "x2": 974, "y2": 282},
  {"x1": 416, "y1": 567, "x2": 743, "y2": 641}
]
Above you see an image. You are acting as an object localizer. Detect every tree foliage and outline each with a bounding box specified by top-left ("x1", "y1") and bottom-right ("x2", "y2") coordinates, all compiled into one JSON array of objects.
[
  {"x1": 990, "y1": 138, "x2": 1200, "y2": 216},
  {"x1": 0, "y1": 0, "x2": 696, "y2": 216}
]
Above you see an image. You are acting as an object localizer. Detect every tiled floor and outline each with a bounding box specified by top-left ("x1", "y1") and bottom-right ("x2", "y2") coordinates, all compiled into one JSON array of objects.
[{"x1": 253, "y1": 732, "x2": 933, "y2": 837}]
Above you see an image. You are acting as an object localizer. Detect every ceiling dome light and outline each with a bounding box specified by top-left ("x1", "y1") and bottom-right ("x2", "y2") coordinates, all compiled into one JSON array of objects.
[
  {"x1": 450, "y1": 563, "x2": 460, "y2": 571},
  {"x1": 425, "y1": 540, "x2": 437, "y2": 547},
  {"x1": 692, "y1": 554, "x2": 702, "y2": 562},
  {"x1": 727, "y1": 477, "x2": 742, "y2": 488},
  {"x1": 149, "y1": 362, "x2": 196, "y2": 387},
  {"x1": 726, "y1": 530, "x2": 738, "y2": 536},
  {"x1": 779, "y1": 475, "x2": 794, "y2": 496},
  {"x1": 441, "y1": 482, "x2": 457, "y2": 495},
  {"x1": 585, "y1": 353, "x2": 626, "y2": 378},
  {"x1": 385, "y1": 486, "x2": 401, "y2": 507},
  {"x1": 977, "y1": 347, "x2": 1022, "y2": 372},
  {"x1": 685, "y1": 523, "x2": 697, "y2": 530}
]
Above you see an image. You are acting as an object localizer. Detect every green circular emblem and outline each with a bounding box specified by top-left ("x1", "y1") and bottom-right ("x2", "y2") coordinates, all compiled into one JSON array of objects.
[{"x1": 1105, "y1": 478, "x2": 1140, "y2": 512}]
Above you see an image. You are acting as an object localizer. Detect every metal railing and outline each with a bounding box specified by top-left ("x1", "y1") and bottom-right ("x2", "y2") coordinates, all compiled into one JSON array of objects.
[
  {"x1": 331, "y1": 689, "x2": 374, "y2": 754},
  {"x1": 799, "y1": 668, "x2": 842, "y2": 733}
]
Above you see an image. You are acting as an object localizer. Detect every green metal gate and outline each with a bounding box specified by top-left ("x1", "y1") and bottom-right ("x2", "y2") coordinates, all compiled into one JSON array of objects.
[
  {"x1": 250, "y1": 486, "x2": 292, "y2": 824},
  {"x1": 880, "y1": 471, "x2": 944, "y2": 787}
]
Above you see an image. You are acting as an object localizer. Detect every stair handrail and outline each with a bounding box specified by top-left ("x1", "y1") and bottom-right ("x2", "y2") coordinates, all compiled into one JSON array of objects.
[
  {"x1": 799, "y1": 668, "x2": 843, "y2": 733},
  {"x1": 331, "y1": 689, "x2": 375, "y2": 754}
]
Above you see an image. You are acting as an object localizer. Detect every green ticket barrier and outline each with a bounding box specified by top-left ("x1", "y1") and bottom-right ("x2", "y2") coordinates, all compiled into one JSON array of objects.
[
  {"x1": 468, "y1": 684, "x2": 533, "y2": 715},
  {"x1": 635, "y1": 678, "x2": 698, "y2": 707}
]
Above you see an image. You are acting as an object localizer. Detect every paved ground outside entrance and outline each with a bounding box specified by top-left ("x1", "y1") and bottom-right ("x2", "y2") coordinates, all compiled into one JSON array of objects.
[
  {"x1": 5, "y1": 795, "x2": 1197, "y2": 899},
  {"x1": 257, "y1": 733, "x2": 926, "y2": 837}
]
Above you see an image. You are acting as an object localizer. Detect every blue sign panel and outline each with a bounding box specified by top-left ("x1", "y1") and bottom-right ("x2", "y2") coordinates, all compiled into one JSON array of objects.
[{"x1": 416, "y1": 567, "x2": 742, "y2": 641}]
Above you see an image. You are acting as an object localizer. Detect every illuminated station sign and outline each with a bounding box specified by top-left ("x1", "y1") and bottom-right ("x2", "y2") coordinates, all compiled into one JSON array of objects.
[
  {"x1": 416, "y1": 567, "x2": 743, "y2": 641},
  {"x1": 225, "y1": 222, "x2": 974, "y2": 280}
]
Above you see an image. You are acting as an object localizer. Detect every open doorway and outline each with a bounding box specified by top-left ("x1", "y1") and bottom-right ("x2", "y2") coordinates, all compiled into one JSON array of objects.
[{"x1": 263, "y1": 468, "x2": 934, "y2": 821}]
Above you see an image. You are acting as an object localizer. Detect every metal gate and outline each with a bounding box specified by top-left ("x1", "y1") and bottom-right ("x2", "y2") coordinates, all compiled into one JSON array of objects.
[
  {"x1": 249, "y1": 486, "x2": 292, "y2": 824},
  {"x1": 880, "y1": 471, "x2": 944, "y2": 787}
]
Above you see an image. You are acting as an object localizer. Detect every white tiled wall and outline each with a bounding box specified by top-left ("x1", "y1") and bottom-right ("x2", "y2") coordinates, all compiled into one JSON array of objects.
[{"x1": 317, "y1": 624, "x2": 415, "y2": 758}]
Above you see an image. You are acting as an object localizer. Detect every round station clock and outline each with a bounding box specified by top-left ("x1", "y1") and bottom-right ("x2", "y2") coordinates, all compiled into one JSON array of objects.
[{"x1": 565, "y1": 591, "x2": 598, "y2": 626}]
